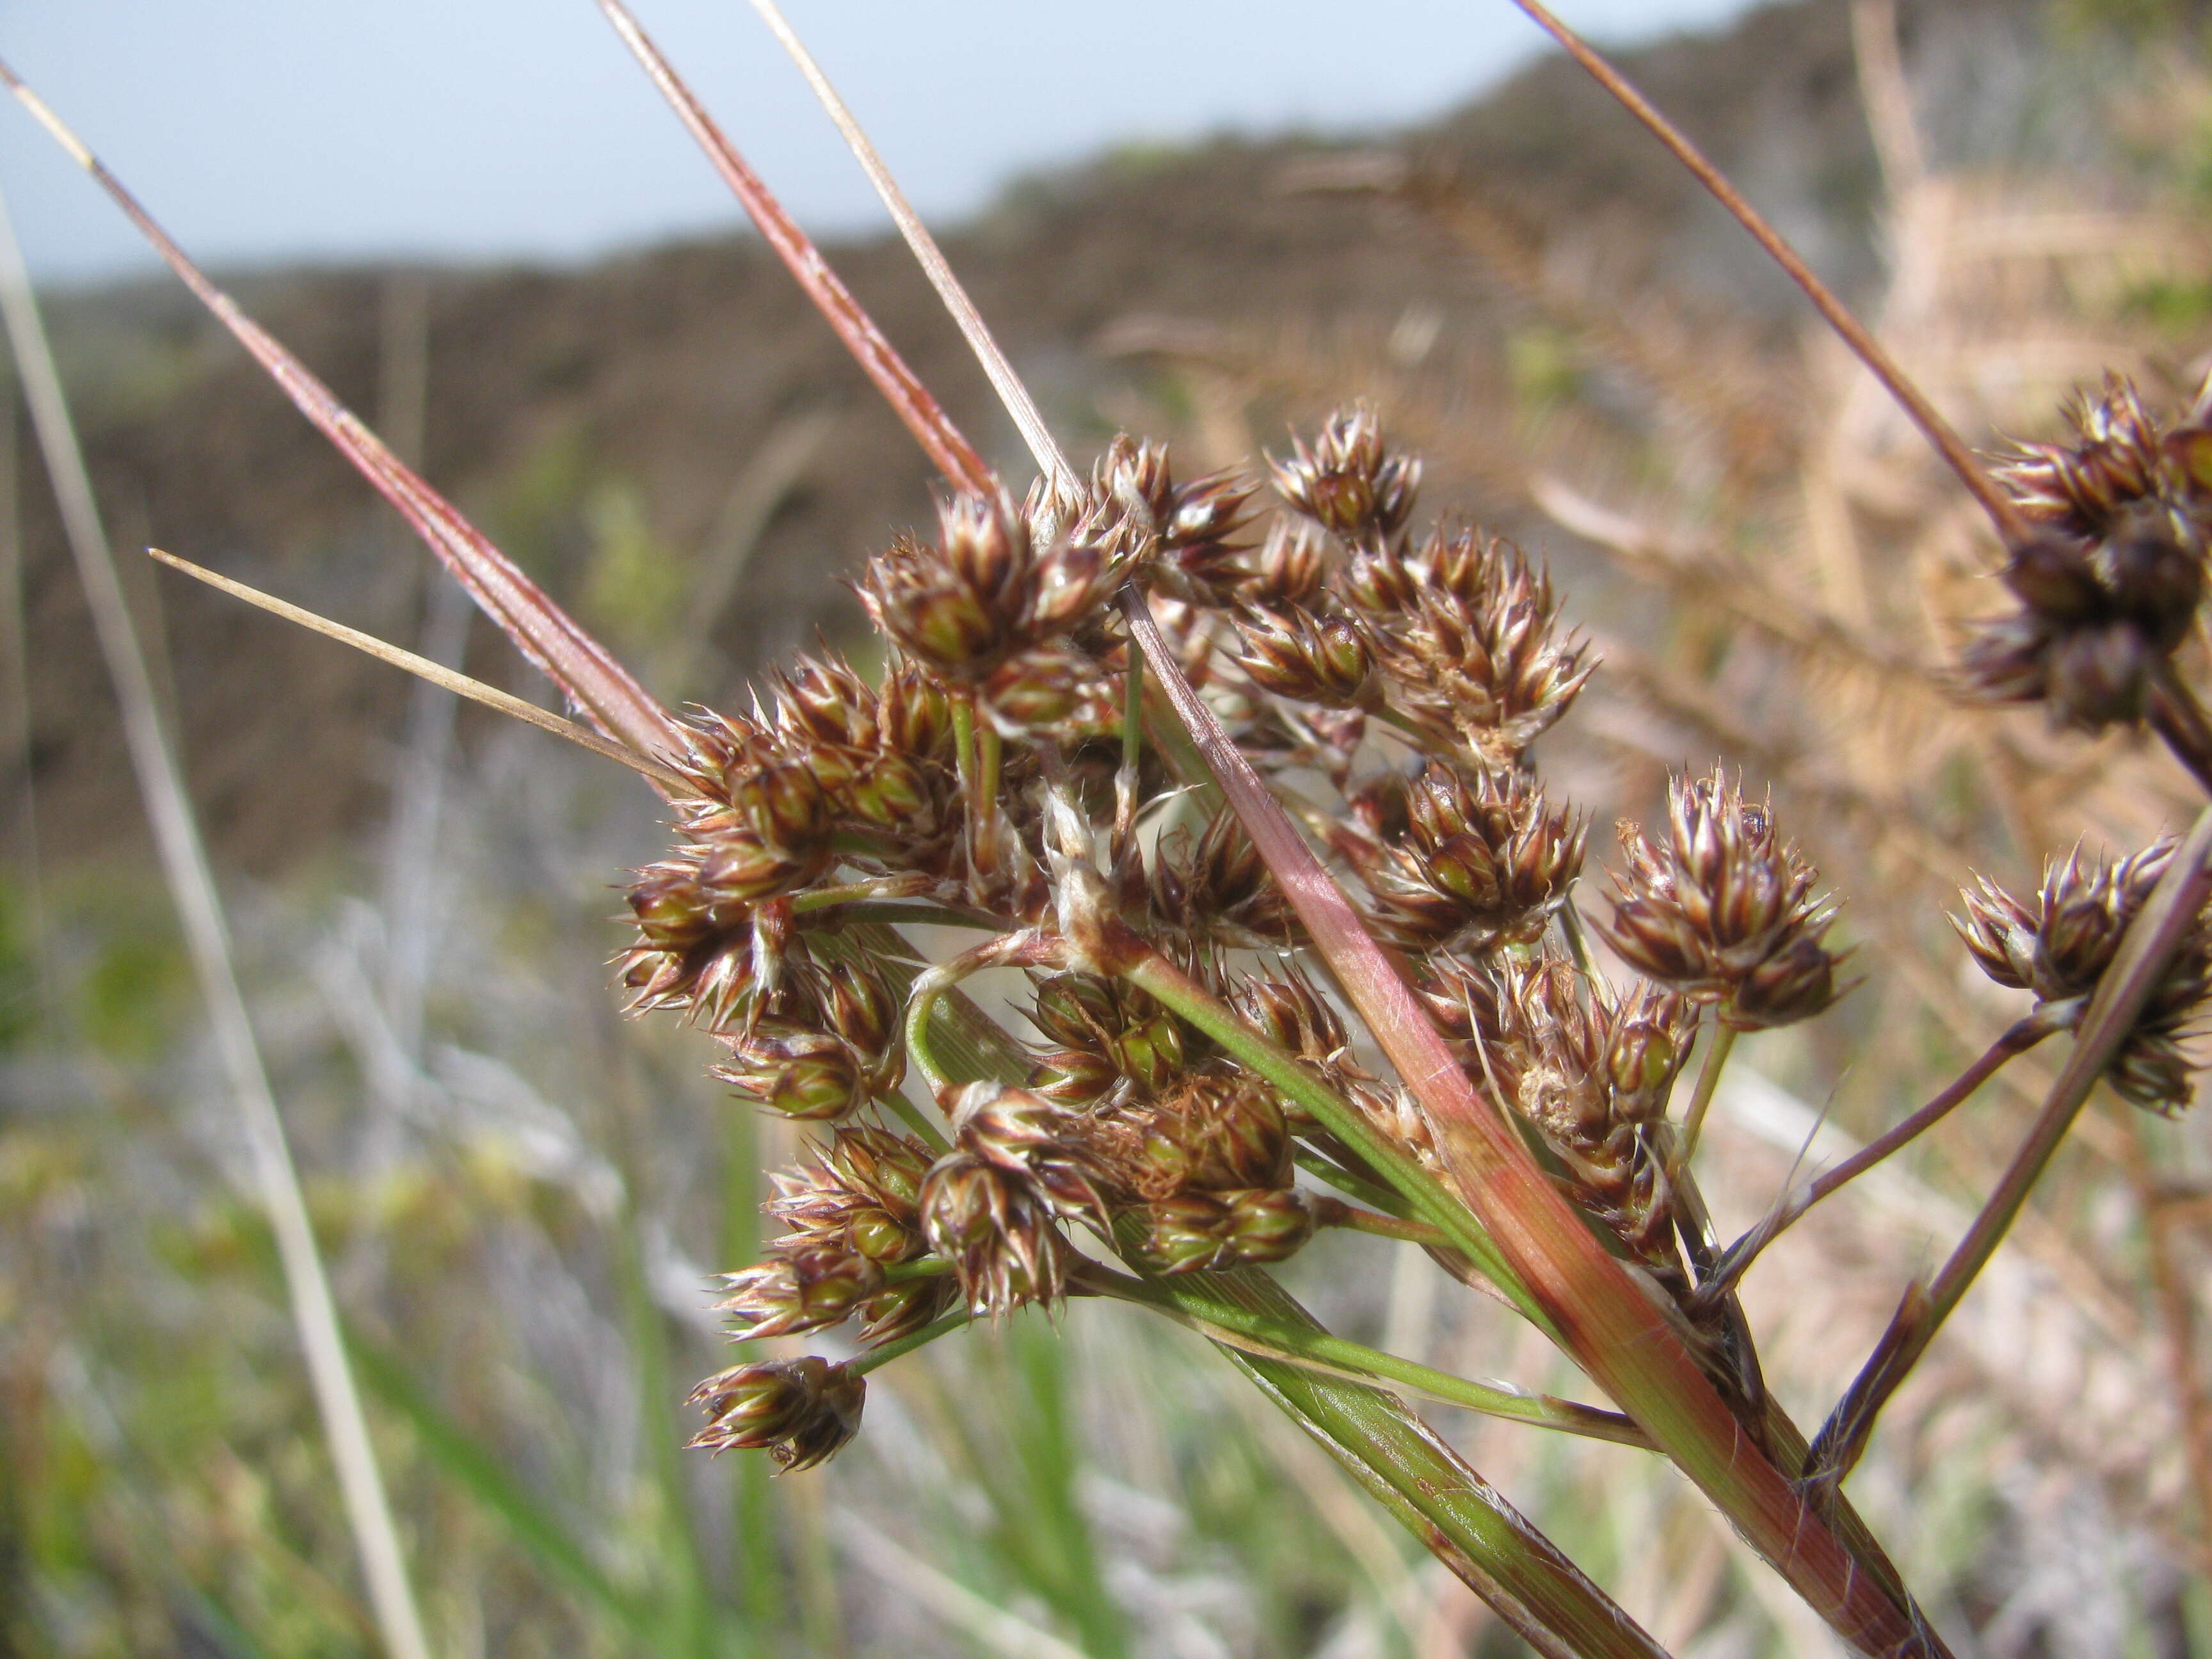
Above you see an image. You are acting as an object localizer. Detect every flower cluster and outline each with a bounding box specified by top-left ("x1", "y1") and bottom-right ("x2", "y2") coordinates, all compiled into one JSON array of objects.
[
  {"x1": 687, "y1": 1357, "x2": 865, "y2": 1471},
  {"x1": 1955, "y1": 842, "x2": 2212, "y2": 1111},
  {"x1": 615, "y1": 403, "x2": 2212, "y2": 1480},
  {"x1": 1965, "y1": 376, "x2": 2211, "y2": 730},
  {"x1": 638, "y1": 413, "x2": 1831, "y2": 1469},
  {"x1": 1601, "y1": 770, "x2": 1844, "y2": 1030}
]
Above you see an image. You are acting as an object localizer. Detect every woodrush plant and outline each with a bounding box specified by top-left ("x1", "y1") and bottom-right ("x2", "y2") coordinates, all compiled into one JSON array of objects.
[{"x1": 12, "y1": 3, "x2": 2212, "y2": 1655}]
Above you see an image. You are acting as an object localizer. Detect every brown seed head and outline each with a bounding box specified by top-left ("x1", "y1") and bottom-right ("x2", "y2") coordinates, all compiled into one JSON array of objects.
[
  {"x1": 1141, "y1": 1075, "x2": 1295, "y2": 1193},
  {"x1": 1269, "y1": 405, "x2": 1420, "y2": 545},
  {"x1": 1354, "y1": 763, "x2": 1585, "y2": 952},
  {"x1": 1958, "y1": 840, "x2": 2212, "y2": 1112},
  {"x1": 716, "y1": 1238, "x2": 885, "y2": 1341},
  {"x1": 687, "y1": 1356, "x2": 865, "y2": 1471},
  {"x1": 1344, "y1": 529, "x2": 1593, "y2": 764},
  {"x1": 1148, "y1": 806, "x2": 1292, "y2": 943},
  {"x1": 919, "y1": 1148, "x2": 1075, "y2": 1318},
  {"x1": 1231, "y1": 602, "x2": 1379, "y2": 709},
  {"x1": 768, "y1": 1127, "x2": 933, "y2": 1265},
  {"x1": 1602, "y1": 771, "x2": 1843, "y2": 1029},
  {"x1": 859, "y1": 490, "x2": 1110, "y2": 680},
  {"x1": 1228, "y1": 968, "x2": 1350, "y2": 1071},
  {"x1": 1998, "y1": 374, "x2": 2172, "y2": 539},
  {"x1": 1960, "y1": 509, "x2": 2202, "y2": 731},
  {"x1": 945, "y1": 1082, "x2": 1114, "y2": 1233},
  {"x1": 1027, "y1": 975, "x2": 1186, "y2": 1100},
  {"x1": 714, "y1": 1018, "x2": 867, "y2": 1119}
]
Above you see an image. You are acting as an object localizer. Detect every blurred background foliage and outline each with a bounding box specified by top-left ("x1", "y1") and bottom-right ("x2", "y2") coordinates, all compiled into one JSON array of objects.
[{"x1": 6, "y1": 0, "x2": 2212, "y2": 1654}]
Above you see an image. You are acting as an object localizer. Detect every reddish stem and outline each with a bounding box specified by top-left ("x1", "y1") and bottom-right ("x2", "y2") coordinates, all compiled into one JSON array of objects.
[
  {"x1": 1122, "y1": 585, "x2": 1939, "y2": 1656},
  {"x1": 593, "y1": 0, "x2": 994, "y2": 496},
  {"x1": 0, "y1": 60, "x2": 678, "y2": 761},
  {"x1": 1504, "y1": 0, "x2": 2032, "y2": 550}
]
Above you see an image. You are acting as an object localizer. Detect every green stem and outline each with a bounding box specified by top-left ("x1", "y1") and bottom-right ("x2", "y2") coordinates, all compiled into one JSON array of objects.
[
  {"x1": 1292, "y1": 1146, "x2": 1412, "y2": 1217},
  {"x1": 1114, "y1": 1234, "x2": 1672, "y2": 1659},
  {"x1": 1082, "y1": 1264, "x2": 1651, "y2": 1449},
  {"x1": 1676, "y1": 1021, "x2": 1736, "y2": 1166},
  {"x1": 950, "y1": 693, "x2": 978, "y2": 805},
  {"x1": 822, "y1": 900, "x2": 1014, "y2": 933},
  {"x1": 883, "y1": 1259, "x2": 951, "y2": 1284},
  {"x1": 847, "y1": 1310, "x2": 970, "y2": 1377},
  {"x1": 876, "y1": 1090, "x2": 949, "y2": 1154},
  {"x1": 1558, "y1": 898, "x2": 1598, "y2": 984},
  {"x1": 1119, "y1": 949, "x2": 1535, "y2": 1324},
  {"x1": 975, "y1": 717, "x2": 1003, "y2": 807},
  {"x1": 902, "y1": 929, "x2": 1054, "y2": 1098},
  {"x1": 1121, "y1": 648, "x2": 1144, "y2": 777},
  {"x1": 1310, "y1": 1194, "x2": 1447, "y2": 1247},
  {"x1": 790, "y1": 874, "x2": 931, "y2": 913}
]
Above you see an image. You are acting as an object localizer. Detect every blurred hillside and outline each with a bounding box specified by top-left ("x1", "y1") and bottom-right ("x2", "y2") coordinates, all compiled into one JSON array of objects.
[{"x1": 4, "y1": 0, "x2": 2077, "y2": 874}]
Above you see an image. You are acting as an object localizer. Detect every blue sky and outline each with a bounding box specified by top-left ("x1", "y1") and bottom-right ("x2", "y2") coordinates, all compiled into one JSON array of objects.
[{"x1": 0, "y1": 1, "x2": 1761, "y2": 284}]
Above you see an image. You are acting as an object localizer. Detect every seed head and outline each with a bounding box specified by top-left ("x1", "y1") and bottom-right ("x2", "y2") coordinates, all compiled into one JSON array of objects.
[
  {"x1": 715, "y1": 1019, "x2": 869, "y2": 1119},
  {"x1": 919, "y1": 1148, "x2": 1076, "y2": 1318},
  {"x1": 1602, "y1": 771, "x2": 1844, "y2": 1029},
  {"x1": 1140, "y1": 1075, "x2": 1295, "y2": 1193},
  {"x1": 777, "y1": 648, "x2": 875, "y2": 737},
  {"x1": 1998, "y1": 374, "x2": 2173, "y2": 539},
  {"x1": 1954, "y1": 839, "x2": 2212, "y2": 1112},
  {"x1": 1494, "y1": 961, "x2": 1691, "y2": 1141},
  {"x1": 1027, "y1": 974, "x2": 1187, "y2": 1101},
  {"x1": 859, "y1": 490, "x2": 1109, "y2": 680},
  {"x1": 1248, "y1": 521, "x2": 1328, "y2": 608},
  {"x1": 1148, "y1": 806, "x2": 1292, "y2": 943},
  {"x1": 1269, "y1": 405, "x2": 1420, "y2": 546},
  {"x1": 1343, "y1": 529, "x2": 1594, "y2": 764},
  {"x1": 1959, "y1": 511, "x2": 2203, "y2": 731},
  {"x1": 1137, "y1": 1188, "x2": 1315, "y2": 1275},
  {"x1": 945, "y1": 1082, "x2": 1114, "y2": 1234},
  {"x1": 769, "y1": 1127, "x2": 933, "y2": 1265},
  {"x1": 1231, "y1": 602, "x2": 1380, "y2": 708},
  {"x1": 687, "y1": 1356, "x2": 865, "y2": 1471},
  {"x1": 876, "y1": 660, "x2": 958, "y2": 757},
  {"x1": 856, "y1": 1274, "x2": 961, "y2": 1347},
  {"x1": 716, "y1": 1238, "x2": 885, "y2": 1340},
  {"x1": 1227, "y1": 968, "x2": 1350, "y2": 1071},
  {"x1": 1095, "y1": 436, "x2": 1260, "y2": 605},
  {"x1": 619, "y1": 866, "x2": 769, "y2": 1031},
  {"x1": 1353, "y1": 762, "x2": 1585, "y2": 952}
]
